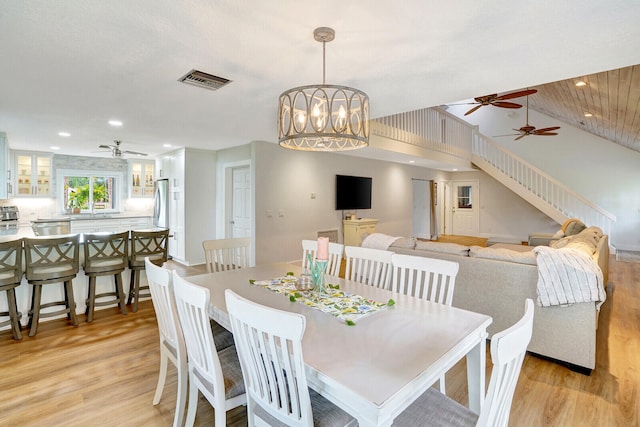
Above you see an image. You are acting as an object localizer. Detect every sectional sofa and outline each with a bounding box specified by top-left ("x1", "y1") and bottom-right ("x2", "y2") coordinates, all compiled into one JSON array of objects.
[{"x1": 386, "y1": 228, "x2": 609, "y2": 374}]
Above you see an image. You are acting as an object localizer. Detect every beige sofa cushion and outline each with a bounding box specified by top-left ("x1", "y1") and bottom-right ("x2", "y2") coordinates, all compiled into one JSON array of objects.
[
  {"x1": 389, "y1": 237, "x2": 417, "y2": 249},
  {"x1": 469, "y1": 245, "x2": 537, "y2": 265},
  {"x1": 415, "y1": 241, "x2": 470, "y2": 256}
]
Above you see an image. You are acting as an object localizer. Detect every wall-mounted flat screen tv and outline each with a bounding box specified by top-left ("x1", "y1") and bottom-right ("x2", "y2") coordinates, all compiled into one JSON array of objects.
[{"x1": 335, "y1": 174, "x2": 372, "y2": 210}]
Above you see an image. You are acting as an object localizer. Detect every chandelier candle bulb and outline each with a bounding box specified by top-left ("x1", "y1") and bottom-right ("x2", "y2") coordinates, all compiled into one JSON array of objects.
[{"x1": 317, "y1": 237, "x2": 329, "y2": 261}]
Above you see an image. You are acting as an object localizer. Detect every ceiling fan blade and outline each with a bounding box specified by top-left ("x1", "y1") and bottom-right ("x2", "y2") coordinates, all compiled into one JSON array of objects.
[
  {"x1": 495, "y1": 89, "x2": 538, "y2": 101},
  {"x1": 491, "y1": 101, "x2": 523, "y2": 109},
  {"x1": 98, "y1": 145, "x2": 113, "y2": 149},
  {"x1": 534, "y1": 126, "x2": 561, "y2": 133},
  {"x1": 464, "y1": 104, "x2": 484, "y2": 116},
  {"x1": 493, "y1": 133, "x2": 520, "y2": 137},
  {"x1": 514, "y1": 133, "x2": 528, "y2": 141},
  {"x1": 534, "y1": 132, "x2": 559, "y2": 136},
  {"x1": 123, "y1": 150, "x2": 148, "y2": 156}
]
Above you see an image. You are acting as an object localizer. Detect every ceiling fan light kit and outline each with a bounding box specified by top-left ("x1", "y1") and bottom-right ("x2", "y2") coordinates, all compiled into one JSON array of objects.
[
  {"x1": 277, "y1": 27, "x2": 370, "y2": 151},
  {"x1": 98, "y1": 140, "x2": 148, "y2": 158}
]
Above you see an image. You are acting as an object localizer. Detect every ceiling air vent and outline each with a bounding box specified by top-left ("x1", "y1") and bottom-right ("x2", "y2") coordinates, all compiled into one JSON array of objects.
[{"x1": 178, "y1": 69, "x2": 231, "y2": 91}]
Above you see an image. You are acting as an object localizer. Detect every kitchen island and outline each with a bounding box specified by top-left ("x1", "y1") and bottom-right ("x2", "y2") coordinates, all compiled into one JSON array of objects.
[{"x1": 0, "y1": 221, "x2": 159, "y2": 334}]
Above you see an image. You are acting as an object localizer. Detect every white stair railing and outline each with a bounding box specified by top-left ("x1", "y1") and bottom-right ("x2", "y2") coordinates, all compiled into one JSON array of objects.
[{"x1": 371, "y1": 108, "x2": 616, "y2": 235}]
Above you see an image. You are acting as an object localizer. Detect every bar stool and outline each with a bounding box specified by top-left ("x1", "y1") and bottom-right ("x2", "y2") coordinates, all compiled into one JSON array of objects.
[
  {"x1": 83, "y1": 232, "x2": 129, "y2": 322},
  {"x1": 24, "y1": 235, "x2": 80, "y2": 337},
  {"x1": 0, "y1": 239, "x2": 24, "y2": 340},
  {"x1": 127, "y1": 229, "x2": 168, "y2": 312}
]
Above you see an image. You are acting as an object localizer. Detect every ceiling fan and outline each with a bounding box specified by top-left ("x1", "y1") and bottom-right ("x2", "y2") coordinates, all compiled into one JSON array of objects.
[
  {"x1": 455, "y1": 89, "x2": 538, "y2": 116},
  {"x1": 495, "y1": 95, "x2": 560, "y2": 141},
  {"x1": 97, "y1": 140, "x2": 148, "y2": 157}
]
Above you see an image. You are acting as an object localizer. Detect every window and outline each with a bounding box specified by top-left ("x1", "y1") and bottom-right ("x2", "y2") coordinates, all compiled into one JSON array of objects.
[
  {"x1": 457, "y1": 185, "x2": 472, "y2": 209},
  {"x1": 58, "y1": 169, "x2": 122, "y2": 213}
]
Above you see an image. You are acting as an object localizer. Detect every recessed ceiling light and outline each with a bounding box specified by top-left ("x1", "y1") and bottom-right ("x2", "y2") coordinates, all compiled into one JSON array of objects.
[
  {"x1": 575, "y1": 81, "x2": 587, "y2": 87},
  {"x1": 58, "y1": 132, "x2": 71, "y2": 137},
  {"x1": 163, "y1": 144, "x2": 172, "y2": 148},
  {"x1": 108, "y1": 120, "x2": 123, "y2": 127},
  {"x1": 584, "y1": 112, "x2": 593, "y2": 117},
  {"x1": 50, "y1": 146, "x2": 61, "y2": 150},
  {"x1": 452, "y1": 168, "x2": 458, "y2": 172},
  {"x1": 409, "y1": 160, "x2": 415, "y2": 164}
]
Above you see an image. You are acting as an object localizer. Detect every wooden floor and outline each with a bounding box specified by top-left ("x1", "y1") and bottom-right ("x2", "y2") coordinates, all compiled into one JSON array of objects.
[{"x1": 0, "y1": 255, "x2": 638, "y2": 426}]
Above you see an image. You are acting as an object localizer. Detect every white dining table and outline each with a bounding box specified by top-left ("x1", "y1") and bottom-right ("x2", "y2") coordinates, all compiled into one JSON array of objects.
[{"x1": 186, "y1": 262, "x2": 492, "y2": 426}]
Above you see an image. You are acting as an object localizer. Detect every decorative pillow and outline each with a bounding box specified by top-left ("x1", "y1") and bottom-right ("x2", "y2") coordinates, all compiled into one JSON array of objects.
[
  {"x1": 469, "y1": 246, "x2": 537, "y2": 265},
  {"x1": 552, "y1": 229, "x2": 565, "y2": 239},
  {"x1": 389, "y1": 237, "x2": 417, "y2": 249},
  {"x1": 551, "y1": 226, "x2": 601, "y2": 255},
  {"x1": 564, "y1": 220, "x2": 587, "y2": 236},
  {"x1": 415, "y1": 241, "x2": 470, "y2": 256}
]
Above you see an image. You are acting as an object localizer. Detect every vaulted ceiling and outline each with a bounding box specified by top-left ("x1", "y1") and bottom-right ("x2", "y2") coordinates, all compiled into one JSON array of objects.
[
  {"x1": 528, "y1": 65, "x2": 640, "y2": 153},
  {"x1": 1, "y1": 2, "x2": 639, "y2": 161}
]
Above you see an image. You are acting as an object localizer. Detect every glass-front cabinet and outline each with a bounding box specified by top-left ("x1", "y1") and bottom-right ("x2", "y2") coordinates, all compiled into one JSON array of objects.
[
  {"x1": 129, "y1": 159, "x2": 155, "y2": 197},
  {"x1": 14, "y1": 151, "x2": 52, "y2": 197}
]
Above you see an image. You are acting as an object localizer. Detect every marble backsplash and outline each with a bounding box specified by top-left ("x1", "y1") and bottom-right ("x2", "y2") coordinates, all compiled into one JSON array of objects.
[{"x1": 0, "y1": 197, "x2": 153, "y2": 224}]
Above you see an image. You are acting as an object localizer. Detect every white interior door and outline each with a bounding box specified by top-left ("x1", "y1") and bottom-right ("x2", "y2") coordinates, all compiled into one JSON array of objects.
[
  {"x1": 229, "y1": 166, "x2": 251, "y2": 238},
  {"x1": 451, "y1": 180, "x2": 479, "y2": 236}
]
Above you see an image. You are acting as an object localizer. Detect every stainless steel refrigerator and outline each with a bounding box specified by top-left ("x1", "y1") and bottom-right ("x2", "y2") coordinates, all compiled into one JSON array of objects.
[{"x1": 153, "y1": 179, "x2": 169, "y2": 228}]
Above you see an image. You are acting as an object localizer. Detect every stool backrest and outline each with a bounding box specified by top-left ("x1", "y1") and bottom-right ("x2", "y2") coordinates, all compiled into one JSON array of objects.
[
  {"x1": 24, "y1": 235, "x2": 80, "y2": 281},
  {"x1": 0, "y1": 239, "x2": 23, "y2": 286},
  {"x1": 130, "y1": 229, "x2": 169, "y2": 267},
  {"x1": 83, "y1": 231, "x2": 129, "y2": 274}
]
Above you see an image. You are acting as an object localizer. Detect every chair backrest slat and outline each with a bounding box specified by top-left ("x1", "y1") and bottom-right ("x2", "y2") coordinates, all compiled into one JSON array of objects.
[
  {"x1": 301, "y1": 240, "x2": 343, "y2": 276},
  {"x1": 344, "y1": 245, "x2": 394, "y2": 289},
  {"x1": 391, "y1": 253, "x2": 459, "y2": 305},
  {"x1": 226, "y1": 289, "x2": 312, "y2": 427},
  {"x1": 478, "y1": 299, "x2": 534, "y2": 427},
  {"x1": 172, "y1": 272, "x2": 226, "y2": 400},
  {"x1": 203, "y1": 238, "x2": 250, "y2": 273}
]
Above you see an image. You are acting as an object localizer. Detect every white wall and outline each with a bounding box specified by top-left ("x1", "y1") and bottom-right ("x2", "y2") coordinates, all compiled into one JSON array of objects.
[
  {"x1": 451, "y1": 170, "x2": 559, "y2": 242},
  {"x1": 184, "y1": 148, "x2": 217, "y2": 264},
  {"x1": 252, "y1": 141, "x2": 446, "y2": 265},
  {"x1": 447, "y1": 103, "x2": 640, "y2": 250}
]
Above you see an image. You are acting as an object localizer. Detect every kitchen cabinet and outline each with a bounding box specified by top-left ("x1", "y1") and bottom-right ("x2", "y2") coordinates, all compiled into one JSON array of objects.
[
  {"x1": 128, "y1": 159, "x2": 155, "y2": 197},
  {"x1": 343, "y1": 218, "x2": 378, "y2": 246},
  {"x1": 13, "y1": 151, "x2": 52, "y2": 197}
]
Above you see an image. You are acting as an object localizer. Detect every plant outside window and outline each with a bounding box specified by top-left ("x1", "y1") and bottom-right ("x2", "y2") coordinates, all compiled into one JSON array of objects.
[{"x1": 64, "y1": 175, "x2": 115, "y2": 213}]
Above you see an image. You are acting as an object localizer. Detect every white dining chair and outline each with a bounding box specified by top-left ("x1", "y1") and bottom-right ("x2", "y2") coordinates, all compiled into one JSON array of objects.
[
  {"x1": 393, "y1": 298, "x2": 535, "y2": 427},
  {"x1": 301, "y1": 239, "x2": 344, "y2": 276},
  {"x1": 225, "y1": 289, "x2": 357, "y2": 427},
  {"x1": 203, "y1": 237, "x2": 251, "y2": 273},
  {"x1": 391, "y1": 253, "x2": 459, "y2": 305},
  {"x1": 172, "y1": 272, "x2": 246, "y2": 427},
  {"x1": 344, "y1": 245, "x2": 394, "y2": 289},
  {"x1": 391, "y1": 253, "x2": 460, "y2": 393},
  {"x1": 145, "y1": 258, "x2": 187, "y2": 427}
]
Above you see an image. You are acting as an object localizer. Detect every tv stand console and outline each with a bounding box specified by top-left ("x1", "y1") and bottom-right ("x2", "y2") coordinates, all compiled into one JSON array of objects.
[{"x1": 343, "y1": 218, "x2": 378, "y2": 246}]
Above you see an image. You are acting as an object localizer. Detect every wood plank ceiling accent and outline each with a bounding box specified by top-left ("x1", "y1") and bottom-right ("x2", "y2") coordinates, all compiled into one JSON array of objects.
[{"x1": 527, "y1": 64, "x2": 640, "y2": 153}]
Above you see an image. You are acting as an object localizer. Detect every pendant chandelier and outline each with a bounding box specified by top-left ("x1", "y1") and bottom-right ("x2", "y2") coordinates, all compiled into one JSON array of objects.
[{"x1": 278, "y1": 27, "x2": 369, "y2": 151}]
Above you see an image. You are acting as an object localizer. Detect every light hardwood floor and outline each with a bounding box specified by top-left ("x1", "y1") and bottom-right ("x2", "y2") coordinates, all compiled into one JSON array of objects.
[{"x1": 0, "y1": 255, "x2": 637, "y2": 426}]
